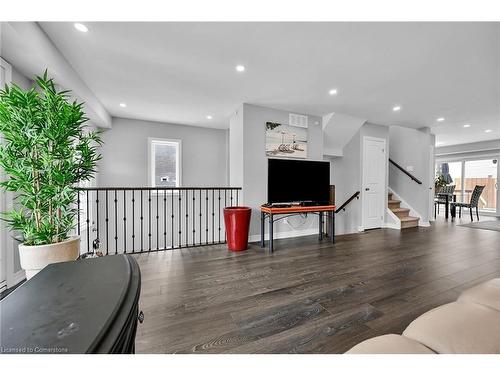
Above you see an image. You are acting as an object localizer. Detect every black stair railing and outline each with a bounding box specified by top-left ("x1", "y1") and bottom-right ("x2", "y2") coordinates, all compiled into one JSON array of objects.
[
  {"x1": 389, "y1": 158, "x2": 423, "y2": 185},
  {"x1": 76, "y1": 187, "x2": 241, "y2": 255},
  {"x1": 335, "y1": 191, "x2": 360, "y2": 213}
]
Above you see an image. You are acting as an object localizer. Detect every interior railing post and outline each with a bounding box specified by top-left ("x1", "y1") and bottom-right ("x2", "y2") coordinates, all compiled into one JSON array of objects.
[{"x1": 199, "y1": 189, "x2": 202, "y2": 246}]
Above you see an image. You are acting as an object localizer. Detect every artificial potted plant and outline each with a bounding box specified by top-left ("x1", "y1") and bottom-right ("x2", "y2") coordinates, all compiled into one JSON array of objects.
[{"x1": 0, "y1": 72, "x2": 102, "y2": 279}]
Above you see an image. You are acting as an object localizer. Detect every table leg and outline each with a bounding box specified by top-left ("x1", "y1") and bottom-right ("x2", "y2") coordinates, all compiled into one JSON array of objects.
[
  {"x1": 319, "y1": 212, "x2": 323, "y2": 240},
  {"x1": 445, "y1": 194, "x2": 449, "y2": 219},
  {"x1": 330, "y1": 211, "x2": 335, "y2": 243},
  {"x1": 269, "y1": 213, "x2": 274, "y2": 253},
  {"x1": 260, "y1": 212, "x2": 265, "y2": 248}
]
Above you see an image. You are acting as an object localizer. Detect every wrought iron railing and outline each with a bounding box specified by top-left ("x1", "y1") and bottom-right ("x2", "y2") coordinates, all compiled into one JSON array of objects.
[{"x1": 76, "y1": 187, "x2": 242, "y2": 255}]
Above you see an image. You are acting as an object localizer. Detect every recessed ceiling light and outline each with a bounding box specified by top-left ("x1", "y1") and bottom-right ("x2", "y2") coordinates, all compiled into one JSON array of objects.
[
  {"x1": 328, "y1": 88, "x2": 338, "y2": 96},
  {"x1": 119, "y1": 103, "x2": 127, "y2": 108},
  {"x1": 206, "y1": 115, "x2": 213, "y2": 120},
  {"x1": 392, "y1": 106, "x2": 401, "y2": 111},
  {"x1": 463, "y1": 124, "x2": 471, "y2": 128},
  {"x1": 436, "y1": 142, "x2": 444, "y2": 146},
  {"x1": 436, "y1": 117, "x2": 445, "y2": 122},
  {"x1": 235, "y1": 65, "x2": 245, "y2": 72},
  {"x1": 485, "y1": 129, "x2": 492, "y2": 133},
  {"x1": 74, "y1": 23, "x2": 88, "y2": 33}
]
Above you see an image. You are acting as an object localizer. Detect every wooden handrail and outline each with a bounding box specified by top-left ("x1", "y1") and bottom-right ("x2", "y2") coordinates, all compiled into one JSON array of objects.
[
  {"x1": 389, "y1": 159, "x2": 423, "y2": 185},
  {"x1": 335, "y1": 191, "x2": 360, "y2": 213}
]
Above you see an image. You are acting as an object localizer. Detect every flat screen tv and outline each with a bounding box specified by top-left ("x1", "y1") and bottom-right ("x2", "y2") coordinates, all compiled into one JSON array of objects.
[{"x1": 267, "y1": 159, "x2": 330, "y2": 205}]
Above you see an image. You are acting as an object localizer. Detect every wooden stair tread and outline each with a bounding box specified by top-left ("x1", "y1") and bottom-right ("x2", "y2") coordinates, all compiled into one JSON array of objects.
[
  {"x1": 388, "y1": 199, "x2": 401, "y2": 203},
  {"x1": 391, "y1": 208, "x2": 410, "y2": 213},
  {"x1": 400, "y1": 216, "x2": 419, "y2": 222}
]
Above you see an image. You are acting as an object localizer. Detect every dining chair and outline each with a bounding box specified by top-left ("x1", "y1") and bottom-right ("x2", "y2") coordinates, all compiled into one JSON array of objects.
[
  {"x1": 450, "y1": 185, "x2": 485, "y2": 221},
  {"x1": 434, "y1": 185, "x2": 455, "y2": 217}
]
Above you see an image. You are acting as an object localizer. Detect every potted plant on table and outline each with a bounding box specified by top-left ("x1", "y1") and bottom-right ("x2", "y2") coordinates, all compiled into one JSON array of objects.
[{"x1": 0, "y1": 72, "x2": 102, "y2": 279}]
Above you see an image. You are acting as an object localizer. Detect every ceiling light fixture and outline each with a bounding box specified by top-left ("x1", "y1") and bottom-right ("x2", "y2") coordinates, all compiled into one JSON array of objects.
[
  {"x1": 436, "y1": 117, "x2": 445, "y2": 122},
  {"x1": 436, "y1": 142, "x2": 444, "y2": 146},
  {"x1": 235, "y1": 65, "x2": 245, "y2": 72},
  {"x1": 74, "y1": 23, "x2": 88, "y2": 33},
  {"x1": 119, "y1": 103, "x2": 127, "y2": 108},
  {"x1": 206, "y1": 115, "x2": 213, "y2": 120},
  {"x1": 329, "y1": 89, "x2": 338, "y2": 96},
  {"x1": 463, "y1": 124, "x2": 471, "y2": 128},
  {"x1": 392, "y1": 106, "x2": 401, "y2": 111},
  {"x1": 485, "y1": 129, "x2": 492, "y2": 133}
]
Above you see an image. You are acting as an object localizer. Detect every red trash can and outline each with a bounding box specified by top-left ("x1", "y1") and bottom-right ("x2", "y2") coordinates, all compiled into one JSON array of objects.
[{"x1": 224, "y1": 206, "x2": 252, "y2": 251}]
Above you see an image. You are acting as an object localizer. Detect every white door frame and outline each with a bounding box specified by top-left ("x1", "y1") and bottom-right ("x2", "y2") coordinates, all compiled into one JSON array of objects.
[
  {"x1": 361, "y1": 136, "x2": 387, "y2": 231},
  {"x1": 428, "y1": 145, "x2": 436, "y2": 221}
]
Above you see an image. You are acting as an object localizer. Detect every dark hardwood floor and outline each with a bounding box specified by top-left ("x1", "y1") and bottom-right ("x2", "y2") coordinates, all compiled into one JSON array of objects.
[{"x1": 134, "y1": 216, "x2": 500, "y2": 354}]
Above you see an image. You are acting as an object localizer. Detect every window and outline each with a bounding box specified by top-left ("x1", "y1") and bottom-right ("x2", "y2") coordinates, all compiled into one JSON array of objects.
[{"x1": 149, "y1": 138, "x2": 182, "y2": 187}]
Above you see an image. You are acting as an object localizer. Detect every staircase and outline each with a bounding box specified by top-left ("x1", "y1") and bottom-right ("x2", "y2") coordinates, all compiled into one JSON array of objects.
[{"x1": 388, "y1": 192, "x2": 419, "y2": 229}]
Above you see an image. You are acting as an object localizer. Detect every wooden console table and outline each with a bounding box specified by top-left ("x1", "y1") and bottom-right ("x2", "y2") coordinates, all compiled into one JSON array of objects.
[{"x1": 260, "y1": 205, "x2": 336, "y2": 253}]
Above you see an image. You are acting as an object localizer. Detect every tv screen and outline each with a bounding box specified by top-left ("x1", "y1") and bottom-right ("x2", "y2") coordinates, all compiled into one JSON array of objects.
[{"x1": 267, "y1": 159, "x2": 330, "y2": 204}]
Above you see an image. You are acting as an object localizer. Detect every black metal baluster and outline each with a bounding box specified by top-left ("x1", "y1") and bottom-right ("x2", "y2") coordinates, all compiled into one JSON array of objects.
[
  {"x1": 192, "y1": 190, "x2": 195, "y2": 246},
  {"x1": 95, "y1": 191, "x2": 100, "y2": 244},
  {"x1": 86, "y1": 190, "x2": 90, "y2": 253},
  {"x1": 230, "y1": 189, "x2": 233, "y2": 207},
  {"x1": 224, "y1": 190, "x2": 227, "y2": 242},
  {"x1": 114, "y1": 190, "x2": 118, "y2": 254},
  {"x1": 236, "y1": 189, "x2": 239, "y2": 206},
  {"x1": 77, "y1": 192, "x2": 81, "y2": 236},
  {"x1": 199, "y1": 189, "x2": 202, "y2": 245},
  {"x1": 156, "y1": 189, "x2": 159, "y2": 250},
  {"x1": 211, "y1": 189, "x2": 214, "y2": 244},
  {"x1": 132, "y1": 190, "x2": 135, "y2": 253},
  {"x1": 171, "y1": 190, "x2": 174, "y2": 249},
  {"x1": 205, "y1": 189, "x2": 209, "y2": 245},
  {"x1": 186, "y1": 190, "x2": 189, "y2": 247},
  {"x1": 105, "y1": 191, "x2": 109, "y2": 255},
  {"x1": 123, "y1": 190, "x2": 127, "y2": 253},
  {"x1": 218, "y1": 189, "x2": 221, "y2": 243},
  {"x1": 164, "y1": 190, "x2": 167, "y2": 249},
  {"x1": 178, "y1": 191, "x2": 182, "y2": 248},
  {"x1": 140, "y1": 190, "x2": 144, "y2": 252},
  {"x1": 148, "y1": 190, "x2": 152, "y2": 251}
]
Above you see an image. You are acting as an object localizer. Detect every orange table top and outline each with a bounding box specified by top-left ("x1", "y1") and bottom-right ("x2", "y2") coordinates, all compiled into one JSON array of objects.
[{"x1": 260, "y1": 204, "x2": 336, "y2": 214}]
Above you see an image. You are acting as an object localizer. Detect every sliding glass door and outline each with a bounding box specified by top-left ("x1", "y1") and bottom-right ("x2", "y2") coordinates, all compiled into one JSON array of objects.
[
  {"x1": 437, "y1": 157, "x2": 499, "y2": 215},
  {"x1": 464, "y1": 159, "x2": 497, "y2": 212}
]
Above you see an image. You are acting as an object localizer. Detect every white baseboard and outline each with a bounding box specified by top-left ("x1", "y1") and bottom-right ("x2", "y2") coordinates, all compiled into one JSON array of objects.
[{"x1": 248, "y1": 228, "x2": 319, "y2": 243}]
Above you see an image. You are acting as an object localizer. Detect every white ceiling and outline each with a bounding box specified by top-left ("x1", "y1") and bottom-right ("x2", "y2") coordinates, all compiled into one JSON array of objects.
[{"x1": 39, "y1": 22, "x2": 499, "y2": 145}]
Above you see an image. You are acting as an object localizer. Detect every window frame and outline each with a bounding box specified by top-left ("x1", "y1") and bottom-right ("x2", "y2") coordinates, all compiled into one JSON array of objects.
[{"x1": 148, "y1": 137, "x2": 182, "y2": 190}]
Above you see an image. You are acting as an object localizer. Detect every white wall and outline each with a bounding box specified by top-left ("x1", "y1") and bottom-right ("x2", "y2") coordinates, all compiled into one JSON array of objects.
[
  {"x1": 331, "y1": 122, "x2": 389, "y2": 234},
  {"x1": 389, "y1": 126, "x2": 434, "y2": 223},
  {"x1": 98, "y1": 117, "x2": 228, "y2": 187},
  {"x1": 230, "y1": 103, "x2": 324, "y2": 239}
]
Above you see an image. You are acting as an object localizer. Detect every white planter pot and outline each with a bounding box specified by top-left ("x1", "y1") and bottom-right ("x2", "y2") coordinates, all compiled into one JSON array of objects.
[{"x1": 19, "y1": 236, "x2": 80, "y2": 280}]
